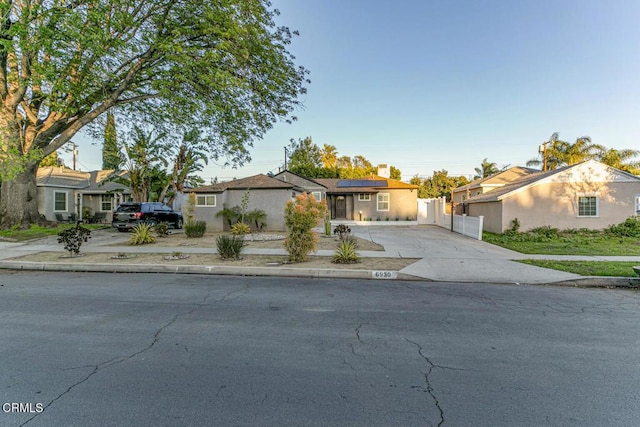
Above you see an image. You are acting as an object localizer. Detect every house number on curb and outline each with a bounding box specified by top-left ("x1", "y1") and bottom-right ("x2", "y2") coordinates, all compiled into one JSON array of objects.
[{"x1": 372, "y1": 271, "x2": 397, "y2": 279}]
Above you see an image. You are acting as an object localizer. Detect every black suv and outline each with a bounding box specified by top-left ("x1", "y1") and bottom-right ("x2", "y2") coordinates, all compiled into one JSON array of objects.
[{"x1": 112, "y1": 202, "x2": 183, "y2": 232}]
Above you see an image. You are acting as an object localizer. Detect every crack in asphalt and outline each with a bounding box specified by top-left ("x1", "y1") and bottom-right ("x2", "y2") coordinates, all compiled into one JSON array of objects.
[
  {"x1": 404, "y1": 338, "x2": 445, "y2": 427},
  {"x1": 20, "y1": 287, "x2": 218, "y2": 426}
]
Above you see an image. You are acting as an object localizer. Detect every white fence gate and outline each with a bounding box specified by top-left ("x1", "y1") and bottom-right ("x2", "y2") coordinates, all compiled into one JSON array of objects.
[{"x1": 417, "y1": 197, "x2": 484, "y2": 240}]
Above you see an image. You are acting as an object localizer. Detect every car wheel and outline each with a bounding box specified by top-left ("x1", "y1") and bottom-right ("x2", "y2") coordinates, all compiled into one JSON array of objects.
[
  {"x1": 117, "y1": 228, "x2": 128, "y2": 233},
  {"x1": 145, "y1": 219, "x2": 158, "y2": 227},
  {"x1": 175, "y1": 218, "x2": 183, "y2": 229}
]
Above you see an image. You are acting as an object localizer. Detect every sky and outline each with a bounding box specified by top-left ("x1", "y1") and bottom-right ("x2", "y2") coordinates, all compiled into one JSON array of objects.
[{"x1": 63, "y1": 0, "x2": 640, "y2": 182}]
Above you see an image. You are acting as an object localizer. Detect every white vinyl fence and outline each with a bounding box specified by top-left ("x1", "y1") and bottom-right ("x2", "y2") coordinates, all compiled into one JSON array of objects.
[{"x1": 417, "y1": 197, "x2": 484, "y2": 240}]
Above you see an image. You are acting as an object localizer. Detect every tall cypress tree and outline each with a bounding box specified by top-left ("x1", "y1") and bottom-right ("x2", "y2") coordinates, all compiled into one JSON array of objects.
[{"x1": 102, "y1": 112, "x2": 121, "y2": 170}]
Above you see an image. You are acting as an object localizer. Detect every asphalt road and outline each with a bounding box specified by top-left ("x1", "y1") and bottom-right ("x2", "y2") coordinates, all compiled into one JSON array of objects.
[{"x1": 1, "y1": 272, "x2": 639, "y2": 426}]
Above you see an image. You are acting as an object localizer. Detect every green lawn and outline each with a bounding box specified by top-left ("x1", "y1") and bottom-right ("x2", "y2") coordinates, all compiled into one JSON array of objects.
[
  {"x1": 518, "y1": 260, "x2": 640, "y2": 277},
  {"x1": 483, "y1": 232, "x2": 640, "y2": 256},
  {"x1": 0, "y1": 224, "x2": 109, "y2": 241}
]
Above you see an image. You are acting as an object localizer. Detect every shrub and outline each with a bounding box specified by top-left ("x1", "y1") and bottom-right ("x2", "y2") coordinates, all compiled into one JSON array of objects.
[
  {"x1": 57, "y1": 224, "x2": 91, "y2": 256},
  {"x1": 324, "y1": 217, "x2": 332, "y2": 236},
  {"x1": 184, "y1": 220, "x2": 206, "y2": 238},
  {"x1": 333, "y1": 224, "x2": 351, "y2": 240},
  {"x1": 332, "y1": 239, "x2": 360, "y2": 264},
  {"x1": 231, "y1": 222, "x2": 251, "y2": 235},
  {"x1": 215, "y1": 204, "x2": 242, "y2": 228},
  {"x1": 129, "y1": 223, "x2": 156, "y2": 245},
  {"x1": 529, "y1": 226, "x2": 559, "y2": 239},
  {"x1": 155, "y1": 221, "x2": 170, "y2": 237},
  {"x1": 185, "y1": 193, "x2": 196, "y2": 223},
  {"x1": 283, "y1": 193, "x2": 327, "y2": 262},
  {"x1": 216, "y1": 235, "x2": 245, "y2": 259},
  {"x1": 246, "y1": 209, "x2": 267, "y2": 231},
  {"x1": 606, "y1": 216, "x2": 640, "y2": 237}
]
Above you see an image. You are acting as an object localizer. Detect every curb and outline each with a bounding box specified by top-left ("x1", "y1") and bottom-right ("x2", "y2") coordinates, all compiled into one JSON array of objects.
[{"x1": 0, "y1": 261, "x2": 424, "y2": 281}]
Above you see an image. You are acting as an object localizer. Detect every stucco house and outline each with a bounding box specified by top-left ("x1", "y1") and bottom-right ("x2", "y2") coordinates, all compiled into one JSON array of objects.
[
  {"x1": 188, "y1": 174, "x2": 302, "y2": 231},
  {"x1": 272, "y1": 165, "x2": 419, "y2": 221},
  {"x1": 36, "y1": 166, "x2": 131, "y2": 223},
  {"x1": 453, "y1": 166, "x2": 539, "y2": 203},
  {"x1": 313, "y1": 176, "x2": 418, "y2": 221},
  {"x1": 272, "y1": 170, "x2": 327, "y2": 203},
  {"x1": 461, "y1": 160, "x2": 640, "y2": 233}
]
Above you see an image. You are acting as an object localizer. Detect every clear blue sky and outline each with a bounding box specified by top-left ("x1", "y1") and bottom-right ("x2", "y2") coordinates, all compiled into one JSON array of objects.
[{"x1": 67, "y1": 0, "x2": 640, "y2": 181}]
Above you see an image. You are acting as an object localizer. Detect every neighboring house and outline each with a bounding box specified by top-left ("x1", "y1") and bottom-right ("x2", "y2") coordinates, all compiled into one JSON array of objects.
[
  {"x1": 453, "y1": 166, "x2": 539, "y2": 203},
  {"x1": 272, "y1": 170, "x2": 327, "y2": 202},
  {"x1": 461, "y1": 160, "x2": 640, "y2": 233},
  {"x1": 36, "y1": 166, "x2": 131, "y2": 223},
  {"x1": 188, "y1": 174, "x2": 302, "y2": 232}
]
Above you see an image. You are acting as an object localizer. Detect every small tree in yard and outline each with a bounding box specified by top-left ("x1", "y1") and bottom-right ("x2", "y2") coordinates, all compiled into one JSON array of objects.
[
  {"x1": 284, "y1": 193, "x2": 327, "y2": 262},
  {"x1": 57, "y1": 224, "x2": 91, "y2": 256}
]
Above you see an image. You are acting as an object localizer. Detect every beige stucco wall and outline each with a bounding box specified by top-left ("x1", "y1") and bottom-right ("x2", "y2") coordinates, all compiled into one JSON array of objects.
[
  {"x1": 500, "y1": 181, "x2": 639, "y2": 232},
  {"x1": 353, "y1": 189, "x2": 418, "y2": 221},
  {"x1": 468, "y1": 202, "x2": 503, "y2": 233}
]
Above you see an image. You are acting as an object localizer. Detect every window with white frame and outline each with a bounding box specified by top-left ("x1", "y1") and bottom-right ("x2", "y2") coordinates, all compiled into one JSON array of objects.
[
  {"x1": 54, "y1": 192, "x2": 67, "y2": 211},
  {"x1": 101, "y1": 194, "x2": 113, "y2": 211},
  {"x1": 635, "y1": 195, "x2": 640, "y2": 215},
  {"x1": 311, "y1": 191, "x2": 322, "y2": 201},
  {"x1": 377, "y1": 193, "x2": 390, "y2": 211},
  {"x1": 196, "y1": 194, "x2": 216, "y2": 207},
  {"x1": 577, "y1": 196, "x2": 598, "y2": 217},
  {"x1": 358, "y1": 194, "x2": 371, "y2": 201}
]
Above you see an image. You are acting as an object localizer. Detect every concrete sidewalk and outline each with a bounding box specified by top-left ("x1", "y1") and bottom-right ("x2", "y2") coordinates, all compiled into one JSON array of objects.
[{"x1": 1, "y1": 225, "x2": 639, "y2": 286}]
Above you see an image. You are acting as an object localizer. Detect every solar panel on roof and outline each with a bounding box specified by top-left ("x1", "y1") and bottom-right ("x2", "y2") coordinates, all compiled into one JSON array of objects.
[{"x1": 336, "y1": 179, "x2": 387, "y2": 188}]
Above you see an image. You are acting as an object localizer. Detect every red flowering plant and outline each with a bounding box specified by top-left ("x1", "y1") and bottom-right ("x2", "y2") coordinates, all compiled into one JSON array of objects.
[{"x1": 283, "y1": 193, "x2": 328, "y2": 262}]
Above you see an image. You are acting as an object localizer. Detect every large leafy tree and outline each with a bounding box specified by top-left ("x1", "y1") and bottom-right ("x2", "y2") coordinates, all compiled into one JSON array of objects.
[
  {"x1": 411, "y1": 170, "x2": 469, "y2": 200},
  {"x1": 0, "y1": 0, "x2": 308, "y2": 228}
]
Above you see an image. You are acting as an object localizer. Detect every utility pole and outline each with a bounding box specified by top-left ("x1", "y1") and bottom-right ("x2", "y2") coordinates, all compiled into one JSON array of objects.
[
  {"x1": 284, "y1": 146, "x2": 288, "y2": 170},
  {"x1": 539, "y1": 141, "x2": 549, "y2": 171}
]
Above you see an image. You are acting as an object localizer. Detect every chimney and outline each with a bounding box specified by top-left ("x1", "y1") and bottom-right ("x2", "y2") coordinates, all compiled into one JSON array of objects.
[{"x1": 377, "y1": 164, "x2": 390, "y2": 178}]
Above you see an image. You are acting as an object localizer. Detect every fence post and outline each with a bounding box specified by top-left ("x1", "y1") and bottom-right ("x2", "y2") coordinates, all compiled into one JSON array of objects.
[
  {"x1": 478, "y1": 216, "x2": 484, "y2": 240},
  {"x1": 462, "y1": 214, "x2": 466, "y2": 237}
]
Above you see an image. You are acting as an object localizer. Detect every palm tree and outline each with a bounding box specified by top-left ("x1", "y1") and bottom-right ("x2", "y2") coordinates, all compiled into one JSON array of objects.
[
  {"x1": 527, "y1": 133, "x2": 603, "y2": 170},
  {"x1": 473, "y1": 158, "x2": 500, "y2": 179},
  {"x1": 320, "y1": 144, "x2": 338, "y2": 168},
  {"x1": 598, "y1": 148, "x2": 640, "y2": 174}
]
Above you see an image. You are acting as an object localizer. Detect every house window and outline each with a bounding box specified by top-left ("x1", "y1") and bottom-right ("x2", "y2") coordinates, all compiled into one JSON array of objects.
[
  {"x1": 578, "y1": 196, "x2": 598, "y2": 217},
  {"x1": 196, "y1": 195, "x2": 216, "y2": 207},
  {"x1": 358, "y1": 194, "x2": 371, "y2": 201},
  {"x1": 311, "y1": 191, "x2": 322, "y2": 201},
  {"x1": 101, "y1": 194, "x2": 113, "y2": 211},
  {"x1": 377, "y1": 193, "x2": 390, "y2": 211},
  {"x1": 54, "y1": 192, "x2": 67, "y2": 211},
  {"x1": 635, "y1": 195, "x2": 640, "y2": 215}
]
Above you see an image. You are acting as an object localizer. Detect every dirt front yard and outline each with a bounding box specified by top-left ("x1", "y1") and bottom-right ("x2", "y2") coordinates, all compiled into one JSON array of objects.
[
  {"x1": 127, "y1": 232, "x2": 385, "y2": 251},
  {"x1": 9, "y1": 251, "x2": 418, "y2": 271}
]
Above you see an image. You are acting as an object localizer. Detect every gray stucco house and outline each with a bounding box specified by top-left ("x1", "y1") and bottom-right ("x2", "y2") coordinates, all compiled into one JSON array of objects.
[
  {"x1": 188, "y1": 174, "x2": 302, "y2": 232},
  {"x1": 36, "y1": 166, "x2": 131, "y2": 223}
]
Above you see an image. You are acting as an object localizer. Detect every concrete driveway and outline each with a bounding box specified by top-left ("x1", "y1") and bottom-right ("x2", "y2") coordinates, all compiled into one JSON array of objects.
[{"x1": 350, "y1": 225, "x2": 582, "y2": 284}]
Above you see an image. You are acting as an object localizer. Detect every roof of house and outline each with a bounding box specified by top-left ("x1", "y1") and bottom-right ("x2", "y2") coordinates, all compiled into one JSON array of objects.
[
  {"x1": 272, "y1": 170, "x2": 327, "y2": 188},
  {"x1": 464, "y1": 160, "x2": 640, "y2": 203},
  {"x1": 36, "y1": 167, "x2": 130, "y2": 193},
  {"x1": 190, "y1": 174, "x2": 296, "y2": 193},
  {"x1": 315, "y1": 176, "x2": 419, "y2": 194},
  {"x1": 454, "y1": 166, "x2": 539, "y2": 193}
]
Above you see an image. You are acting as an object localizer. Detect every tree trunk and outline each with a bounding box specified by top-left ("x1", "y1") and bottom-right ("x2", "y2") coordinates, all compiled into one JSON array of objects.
[{"x1": 0, "y1": 162, "x2": 42, "y2": 229}]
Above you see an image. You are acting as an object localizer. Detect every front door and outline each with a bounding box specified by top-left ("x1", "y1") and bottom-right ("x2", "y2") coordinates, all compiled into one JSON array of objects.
[{"x1": 336, "y1": 196, "x2": 346, "y2": 219}]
